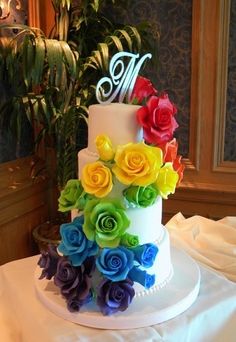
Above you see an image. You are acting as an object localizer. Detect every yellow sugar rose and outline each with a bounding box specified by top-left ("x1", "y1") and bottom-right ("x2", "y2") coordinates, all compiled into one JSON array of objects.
[
  {"x1": 95, "y1": 134, "x2": 115, "y2": 161},
  {"x1": 112, "y1": 142, "x2": 163, "y2": 186},
  {"x1": 81, "y1": 161, "x2": 113, "y2": 198},
  {"x1": 155, "y1": 163, "x2": 179, "y2": 199}
]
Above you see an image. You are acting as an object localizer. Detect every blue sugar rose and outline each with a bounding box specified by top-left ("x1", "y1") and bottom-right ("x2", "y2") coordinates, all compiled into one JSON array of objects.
[
  {"x1": 132, "y1": 243, "x2": 158, "y2": 268},
  {"x1": 96, "y1": 247, "x2": 134, "y2": 282},
  {"x1": 58, "y1": 216, "x2": 99, "y2": 266},
  {"x1": 128, "y1": 267, "x2": 155, "y2": 289}
]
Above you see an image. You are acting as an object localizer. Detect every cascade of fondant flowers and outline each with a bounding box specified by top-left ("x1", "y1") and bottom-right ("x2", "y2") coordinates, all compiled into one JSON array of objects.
[{"x1": 38, "y1": 75, "x2": 185, "y2": 316}]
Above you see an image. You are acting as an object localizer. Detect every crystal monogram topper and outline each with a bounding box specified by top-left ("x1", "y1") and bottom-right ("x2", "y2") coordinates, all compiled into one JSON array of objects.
[{"x1": 96, "y1": 52, "x2": 152, "y2": 104}]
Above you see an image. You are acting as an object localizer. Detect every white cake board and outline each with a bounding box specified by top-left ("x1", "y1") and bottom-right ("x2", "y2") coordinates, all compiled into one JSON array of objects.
[{"x1": 34, "y1": 247, "x2": 200, "y2": 329}]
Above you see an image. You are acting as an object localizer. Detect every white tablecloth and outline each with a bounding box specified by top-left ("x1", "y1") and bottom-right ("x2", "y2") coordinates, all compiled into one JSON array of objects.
[
  {"x1": 166, "y1": 213, "x2": 236, "y2": 282},
  {"x1": 0, "y1": 214, "x2": 236, "y2": 342}
]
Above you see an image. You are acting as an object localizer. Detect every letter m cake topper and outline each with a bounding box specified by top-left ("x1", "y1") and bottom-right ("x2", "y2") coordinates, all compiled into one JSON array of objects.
[{"x1": 96, "y1": 52, "x2": 152, "y2": 104}]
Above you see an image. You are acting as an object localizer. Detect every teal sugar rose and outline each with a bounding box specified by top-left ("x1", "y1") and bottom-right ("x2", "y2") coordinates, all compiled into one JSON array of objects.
[
  {"x1": 58, "y1": 216, "x2": 99, "y2": 266},
  {"x1": 83, "y1": 199, "x2": 130, "y2": 248},
  {"x1": 123, "y1": 185, "x2": 159, "y2": 208},
  {"x1": 58, "y1": 179, "x2": 93, "y2": 212},
  {"x1": 96, "y1": 247, "x2": 134, "y2": 281}
]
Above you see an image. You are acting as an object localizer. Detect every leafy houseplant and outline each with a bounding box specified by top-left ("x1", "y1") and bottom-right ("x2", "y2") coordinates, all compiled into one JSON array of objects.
[
  {"x1": 0, "y1": 0, "x2": 146, "y2": 189},
  {"x1": 0, "y1": 0, "x2": 153, "y2": 250}
]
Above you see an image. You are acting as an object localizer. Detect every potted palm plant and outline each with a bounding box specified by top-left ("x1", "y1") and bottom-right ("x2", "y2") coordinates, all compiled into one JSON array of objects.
[
  {"x1": 0, "y1": 0, "x2": 154, "y2": 251},
  {"x1": 1, "y1": 0, "x2": 146, "y2": 186}
]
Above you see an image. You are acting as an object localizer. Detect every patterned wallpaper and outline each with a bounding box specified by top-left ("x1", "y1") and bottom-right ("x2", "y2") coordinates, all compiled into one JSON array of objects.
[
  {"x1": 105, "y1": 0, "x2": 193, "y2": 158},
  {"x1": 0, "y1": 0, "x2": 31, "y2": 163},
  {"x1": 225, "y1": 0, "x2": 236, "y2": 161},
  {"x1": 0, "y1": 0, "x2": 28, "y2": 36}
]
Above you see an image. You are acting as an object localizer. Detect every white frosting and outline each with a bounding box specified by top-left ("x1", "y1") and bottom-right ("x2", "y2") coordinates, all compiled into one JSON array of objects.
[
  {"x1": 126, "y1": 197, "x2": 162, "y2": 244},
  {"x1": 78, "y1": 148, "x2": 98, "y2": 178},
  {"x1": 87, "y1": 103, "x2": 141, "y2": 153},
  {"x1": 77, "y1": 103, "x2": 174, "y2": 298}
]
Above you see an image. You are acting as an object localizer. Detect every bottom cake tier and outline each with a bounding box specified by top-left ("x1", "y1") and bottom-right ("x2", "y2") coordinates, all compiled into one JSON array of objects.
[{"x1": 34, "y1": 246, "x2": 200, "y2": 329}]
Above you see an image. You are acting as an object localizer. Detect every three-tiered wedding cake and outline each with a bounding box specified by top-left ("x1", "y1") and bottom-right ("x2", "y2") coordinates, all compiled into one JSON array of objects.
[{"x1": 37, "y1": 52, "x2": 185, "y2": 316}]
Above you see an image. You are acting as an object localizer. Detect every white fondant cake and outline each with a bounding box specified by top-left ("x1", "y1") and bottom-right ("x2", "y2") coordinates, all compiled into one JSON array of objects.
[
  {"x1": 38, "y1": 59, "x2": 184, "y2": 317},
  {"x1": 88, "y1": 103, "x2": 141, "y2": 152},
  {"x1": 77, "y1": 103, "x2": 173, "y2": 297}
]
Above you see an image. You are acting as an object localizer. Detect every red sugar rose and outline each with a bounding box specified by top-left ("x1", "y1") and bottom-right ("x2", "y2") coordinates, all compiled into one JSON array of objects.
[
  {"x1": 136, "y1": 94, "x2": 178, "y2": 146},
  {"x1": 131, "y1": 76, "x2": 157, "y2": 104},
  {"x1": 161, "y1": 139, "x2": 185, "y2": 186},
  {"x1": 173, "y1": 155, "x2": 185, "y2": 185},
  {"x1": 161, "y1": 138, "x2": 178, "y2": 163}
]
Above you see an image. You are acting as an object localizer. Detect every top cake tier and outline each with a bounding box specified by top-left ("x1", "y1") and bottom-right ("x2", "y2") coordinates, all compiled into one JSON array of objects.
[{"x1": 88, "y1": 103, "x2": 141, "y2": 153}]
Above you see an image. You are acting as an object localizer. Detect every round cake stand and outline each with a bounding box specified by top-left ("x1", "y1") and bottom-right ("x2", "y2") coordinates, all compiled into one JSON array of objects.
[{"x1": 34, "y1": 247, "x2": 200, "y2": 329}]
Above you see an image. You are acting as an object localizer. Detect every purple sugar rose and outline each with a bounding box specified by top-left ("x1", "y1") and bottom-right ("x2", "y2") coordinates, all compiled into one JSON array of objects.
[
  {"x1": 128, "y1": 267, "x2": 155, "y2": 289},
  {"x1": 38, "y1": 245, "x2": 59, "y2": 280},
  {"x1": 58, "y1": 216, "x2": 99, "y2": 266},
  {"x1": 132, "y1": 243, "x2": 158, "y2": 268},
  {"x1": 96, "y1": 247, "x2": 134, "y2": 281},
  {"x1": 97, "y1": 278, "x2": 135, "y2": 316},
  {"x1": 66, "y1": 291, "x2": 93, "y2": 312},
  {"x1": 54, "y1": 256, "x2": 95, "y2": 301}
]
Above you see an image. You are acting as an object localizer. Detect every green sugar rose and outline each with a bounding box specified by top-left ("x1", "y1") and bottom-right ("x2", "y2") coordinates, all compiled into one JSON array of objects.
[
  {"x1": 120, "y1": 233, "x2": 139, "y2": 248},
  {"x1": 58, "y1": 179, "x2": 92, "y2": 212},
  {"x1": 123, "y1": 185, "x2": 159, "y2": 208},
  {"x1": 83, "y1": 199, "x2": 130, "y2": 248}
]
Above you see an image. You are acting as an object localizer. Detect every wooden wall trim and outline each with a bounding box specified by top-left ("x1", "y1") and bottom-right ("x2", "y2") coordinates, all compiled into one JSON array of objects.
[
  {"x1": 213, "y1": 0, "x2": 236, "y2": 173},
  {"x1": 187, "y1": 0, "x2": 203, "y2": 172},
  {"x1": 163, "y1": 183, "x2": 236, "y2": 222},
  {"x1": 213, "y1": 0, "x2": 229, "y2": 168},
  {"x1": 28, "y1": 0, "x2": 54, "y2": 36},
  {"x1": 0, "y1": 156, "x2": 51, "y2": 263},
  {"x1": 0, "y1": 156, "x2": 49, "y2": 226},
  {"x1": 214, "y1": 161, "x2": 236, "y2": 173},
  {"x1": 28, "y1": 0, "x2": 40, "y2": 28},
  {"x1": 38, "y1": 0, "x2": 55, "y2": 36},
  {"x1": 179, "y1": 180, "x2": 236, "y2": 194}
]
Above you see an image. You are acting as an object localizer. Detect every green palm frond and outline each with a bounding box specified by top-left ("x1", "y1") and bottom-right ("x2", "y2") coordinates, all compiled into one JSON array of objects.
[
  {"x1": 123, "y1": 25, "x2": 142, "y2": 52},
  {"x1": 32, "y1": 37, "x2": 46, "y2": 86},
  {"x1": 55, "y1": 104, "x2": 89, "y2": 186},
  {"x1": 60, "y1": 41, "x2": 78, "y2": 79},
  {"x1": 105, "y1": 34, "x2": 127, "y2": 52},
  {"x1": 97, "y1": 43, "x2": 109, "y2": 71},
  {"x1": 90, "y1": 0, "x2": 100, "y2": 12},
  {"x1": 46, "y1": 39, "x2": 64, "y2": 86},
  {"x1": 51, "y1": 0, "x2": 72, "y2": 40},
  {"x1": 19, "y1": 32, "x2": 79, "y2": 89},
  {"x1": 22, "y1": 34, "x2": 35, "y2": 87},
  {"x1": 52, "y1": 0, "x2": 72, "y2": 10},
  {"x1": 85, "y1": 25, "x2": 141, "y2": 74}
]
